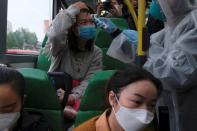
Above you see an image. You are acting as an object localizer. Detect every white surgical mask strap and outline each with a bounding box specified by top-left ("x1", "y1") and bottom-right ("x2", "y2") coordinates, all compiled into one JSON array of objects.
[
  {"x1": 114, "y1": 94, "x2": 120, "y2": 106},
  {"x1": 112, "y1": 93, "x2": 120, "y2": 113}
]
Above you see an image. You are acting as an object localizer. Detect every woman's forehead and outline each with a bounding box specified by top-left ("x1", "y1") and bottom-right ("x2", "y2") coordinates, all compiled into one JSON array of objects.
[
  {"x1": 0, "y1": 85, "x2": 20, "y2": 104},
  {"x1": 119, "y1": 80, "x2": 157, "y2": 98},
  {"x1": 77, "y1": 12, "x2": 91, "y2": 19},
  {"x1": 76, "y1": 13, "x2": 92, "y2": 22}
]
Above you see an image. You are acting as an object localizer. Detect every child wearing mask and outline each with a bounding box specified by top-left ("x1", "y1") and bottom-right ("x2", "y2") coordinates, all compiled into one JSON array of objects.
[{"x1": 96, "y1": 0, "x2": 123, "y2": 17}]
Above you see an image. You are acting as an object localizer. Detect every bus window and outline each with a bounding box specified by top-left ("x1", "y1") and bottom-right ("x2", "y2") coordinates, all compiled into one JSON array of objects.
[{"x1": 7, "y1": 0, "x2": 53, "y2": 55}]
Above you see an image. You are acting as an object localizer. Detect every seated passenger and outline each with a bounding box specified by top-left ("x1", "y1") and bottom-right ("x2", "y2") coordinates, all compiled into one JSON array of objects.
[
  {"x1": 96, "y1": 0, "x2": 139, "y2": 29},
  {"x1": 110, "y1": 0, "x2": 164, "y2": 35},
  {"x1": 0, "y1": 67, "x2": 51, "y2": 131},
  {"x1": 74, "y1": 66, "x2": 162, "y2": 131},
  {"x1": 121, "y1": 0, "x2": 139, "y2": 29},
  {"x1": 96, "y1": 0, "x2": 122, "y2": 17},
  {"x1": 44, "y1": 1, "x2": 102, "y2": 119}
]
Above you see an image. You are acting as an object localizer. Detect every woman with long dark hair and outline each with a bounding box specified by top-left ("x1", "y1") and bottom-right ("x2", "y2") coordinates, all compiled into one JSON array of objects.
[
  {"x1": 44, "y1": 2, "x2": 102, "y2": 119},
  {"x1": 74, "y1": 66, "x2": 162, "y2": 131}
]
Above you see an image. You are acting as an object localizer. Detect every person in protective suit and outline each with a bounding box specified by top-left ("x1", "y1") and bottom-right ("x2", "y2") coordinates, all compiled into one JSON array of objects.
[
  {"x1": 94, "y1": 0, "x2": 197, "y2": 130},
  {"x1": 143, "y1": 0, "x2": 197, "y2": 131}
]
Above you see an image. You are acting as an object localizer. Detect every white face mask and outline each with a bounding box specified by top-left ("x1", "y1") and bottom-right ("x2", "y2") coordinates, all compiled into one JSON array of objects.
[
  {"x1": 0, "y1": 112, "x2": 20, "y2": 130},
  {"x1": 112, "y1": 96, "x2": 154, "y2": 131}
]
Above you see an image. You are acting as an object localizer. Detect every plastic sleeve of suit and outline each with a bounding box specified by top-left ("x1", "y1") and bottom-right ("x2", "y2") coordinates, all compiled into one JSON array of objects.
[
  {"x1": 71, "y1": 46, "x2": 103, "y2": 100},
  {"x1": 107, "y1": 32, "x2": 137, "y2": 64},
  {"x1": 144, "y1": 11, "x2": 197, "y2": 92},
  {"x1": 44, "y1": 5, "x2": 80, "y2": 58}
]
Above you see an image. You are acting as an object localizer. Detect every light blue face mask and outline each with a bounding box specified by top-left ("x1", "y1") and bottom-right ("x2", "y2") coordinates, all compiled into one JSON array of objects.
[
  {"x1": 79, "y1": 25, "x2": 96, "y2": 40},
  {"x1": 150, "y1": 0, "x2": 166, "y2": 22}
]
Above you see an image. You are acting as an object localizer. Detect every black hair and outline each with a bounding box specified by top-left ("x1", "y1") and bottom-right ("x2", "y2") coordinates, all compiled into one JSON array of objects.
[
  {"x1": 67, "y1": 30, "x2": 93, "y2": 52},
  {"x1": 67, "y1": 6, "x2": 95, "y2": 52},
  {"x1": 105, "y1": 66, "x2": 162, "y2": 102},
  {"x1": 0, "y1": 67, "x2": 25, "y2": 101}
]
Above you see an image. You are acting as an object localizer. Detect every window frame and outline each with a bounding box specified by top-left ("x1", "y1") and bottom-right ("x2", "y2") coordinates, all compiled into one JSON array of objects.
[{"x1": 0, "y1": 0, "x2": 7, "y2": 54}]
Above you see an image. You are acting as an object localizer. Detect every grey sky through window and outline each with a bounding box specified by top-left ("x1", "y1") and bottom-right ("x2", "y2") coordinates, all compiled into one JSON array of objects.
[{"x1": 7, "y1": 0, "x2": 52, "y2": 41}]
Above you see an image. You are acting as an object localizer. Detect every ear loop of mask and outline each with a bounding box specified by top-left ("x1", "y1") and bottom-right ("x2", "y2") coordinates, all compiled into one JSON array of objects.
[
  {"x1": 111, "y1": 93, "x2": 121, "y2": 114},
  {"x1": 18, "y1": 94, "x2": 26, "y2": 129}
]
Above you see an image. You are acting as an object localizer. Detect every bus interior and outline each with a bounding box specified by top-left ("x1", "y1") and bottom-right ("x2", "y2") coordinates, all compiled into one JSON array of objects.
[{"x1": 0, "y1": 0, "x2": 170, "y2": 131}]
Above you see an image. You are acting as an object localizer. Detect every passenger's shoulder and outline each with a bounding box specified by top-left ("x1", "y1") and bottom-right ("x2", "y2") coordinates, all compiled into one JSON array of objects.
[
  {"x1": 190, "y1": 9, "x2": 197, "y2": 19},
  {"x1": 178, "y1": 9, "x2": 197, "y2": 29},
  {"x1": 173, "y1": 10, "x2": 197, "y2": 37},
  {"x1": 21, "y1": 111, "x2": 52, "y2": 131},
  {"x1": 151, "y1": 29, "x2": 165, "y2": 39},
  {"x1": 73, "y1": 116, "x2": 99, "y2": 131}
]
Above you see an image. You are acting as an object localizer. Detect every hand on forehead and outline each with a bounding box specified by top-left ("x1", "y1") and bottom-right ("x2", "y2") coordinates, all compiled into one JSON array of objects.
[{"x1": 72, "y1": 1, "x2": 89, "y2": 10}]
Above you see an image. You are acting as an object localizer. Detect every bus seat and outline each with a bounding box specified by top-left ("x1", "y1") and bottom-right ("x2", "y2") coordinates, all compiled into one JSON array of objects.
[
  {"x1": 110, "y1": 17, "x2": 129, "y2": 30},
  {"x1": 19, "y1": 68, "x2": 65, "y2": 131},
  {"x1": 36, "y1": 48, "x2": 51, "y2": 71},
  {"x1": 94, "y1": 30, "x2": 112, "y2": 48},
  {"x1": 41, "y1": 34, "x2": 48, "y2": 48},
  {"x1": 74, "y1": 70, "x2": 115, "y2": 127},
  {"x1": 36, "y1": 35, "x2": 51, "y2": 71},
  {"x1": 102, "y1": 48, "x2": 128, "y2": 70}
]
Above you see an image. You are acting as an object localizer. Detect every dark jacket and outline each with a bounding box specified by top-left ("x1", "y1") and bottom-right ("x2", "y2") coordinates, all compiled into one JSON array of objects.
[{"x1": 13, "y1": 111, "x2": 52, "y2": 131}]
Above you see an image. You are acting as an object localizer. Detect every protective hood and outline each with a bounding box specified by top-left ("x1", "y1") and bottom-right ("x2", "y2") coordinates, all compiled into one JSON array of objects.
[{"x1": 158, "y1": 0, "x2": 197, "y2": 26}]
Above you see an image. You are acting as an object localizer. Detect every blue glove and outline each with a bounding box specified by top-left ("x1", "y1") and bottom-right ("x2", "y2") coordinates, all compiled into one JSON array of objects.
[
  {"x1": 122, "y1": 30, "x2": 138, "y2": 60},
  {"x1": 122, "y1": 29, "x2": 138, "y2": 49},
  {"x1": 92, "y1": 14, "x2": 117, "y2": 34}
]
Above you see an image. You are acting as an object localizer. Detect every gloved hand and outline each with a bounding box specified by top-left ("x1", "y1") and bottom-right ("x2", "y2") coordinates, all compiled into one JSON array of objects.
[
  {"x1": 122, "y1": 30, "x2": 138, "y2": 61},
  {"x1": 92, "y1": 14, "x2": 117, "y2": 34},
  {"x1": 122, "y1": 29, "x2": 138, "y2": 49}
]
